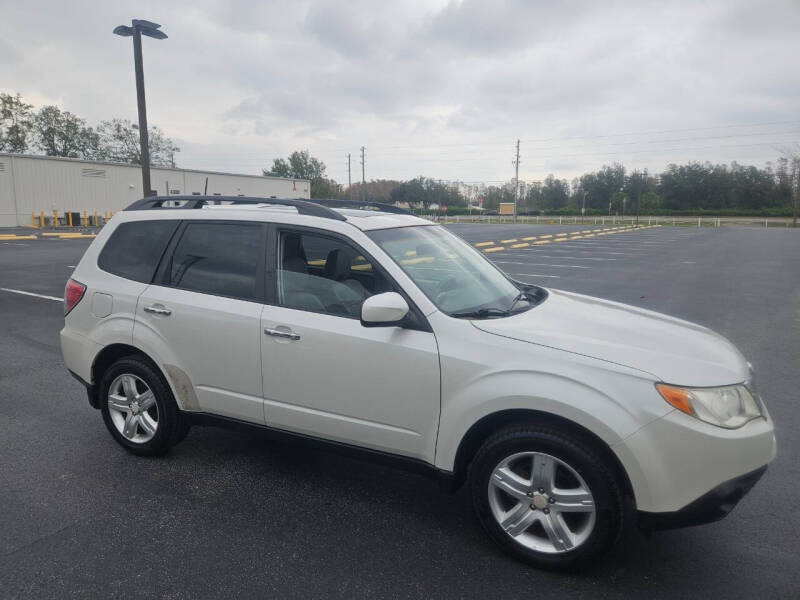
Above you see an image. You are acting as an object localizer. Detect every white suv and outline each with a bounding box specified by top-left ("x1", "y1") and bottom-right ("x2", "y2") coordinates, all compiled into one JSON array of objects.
[{"x1": 61, "y1": 196, "x2": 776, "y2": 569}]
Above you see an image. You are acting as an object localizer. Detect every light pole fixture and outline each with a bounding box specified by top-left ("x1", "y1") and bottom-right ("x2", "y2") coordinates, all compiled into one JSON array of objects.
[{"x1": 113, "y1": 19, "x2": 167, "y2": 198}]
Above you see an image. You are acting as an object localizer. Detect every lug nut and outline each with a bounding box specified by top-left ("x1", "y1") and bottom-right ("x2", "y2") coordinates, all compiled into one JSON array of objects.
[
  {"x1": 527, "y1": 491, "x2": 533, "y2": 497},
  {"x1": 543, "y1": 508, "x2": 550, "y2": 514},
  {"x1": 549, "y1": 497, "x2": 555, "y2": 503},
  {"x1": 538, "y1": 488, "x2": 544, "y2": 493}
]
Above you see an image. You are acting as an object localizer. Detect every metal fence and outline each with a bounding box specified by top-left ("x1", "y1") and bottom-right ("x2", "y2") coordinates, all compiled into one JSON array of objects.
[{"x1": 421, "y1": 214, "x2": 797, "y2": 228}]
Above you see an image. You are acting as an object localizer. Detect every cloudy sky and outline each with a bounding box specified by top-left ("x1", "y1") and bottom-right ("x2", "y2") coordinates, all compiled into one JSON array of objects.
[{"x1": 2, "y1": 0, "x2": 799, "y2": 184}]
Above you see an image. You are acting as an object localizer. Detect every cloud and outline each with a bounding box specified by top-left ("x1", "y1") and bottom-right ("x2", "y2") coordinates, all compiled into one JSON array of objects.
[{"x1": 1, "y1": 0, "x2": 798, "y2": 182}]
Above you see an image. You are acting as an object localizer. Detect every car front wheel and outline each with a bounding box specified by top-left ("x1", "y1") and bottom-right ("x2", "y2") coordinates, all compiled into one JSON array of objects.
[{"x1": 470, "y1": 423, "x2": 624, "y2": 569}]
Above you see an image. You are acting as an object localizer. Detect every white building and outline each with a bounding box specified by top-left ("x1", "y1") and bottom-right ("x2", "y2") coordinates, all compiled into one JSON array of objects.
[{"x1": 0, "y1": 153, "x2": 310, "y2": 227}]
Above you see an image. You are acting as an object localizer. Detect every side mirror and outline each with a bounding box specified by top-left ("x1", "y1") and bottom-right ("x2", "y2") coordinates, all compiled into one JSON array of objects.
[{"x1": 361, "y1": 292, "x2": 409, "y2": 327}]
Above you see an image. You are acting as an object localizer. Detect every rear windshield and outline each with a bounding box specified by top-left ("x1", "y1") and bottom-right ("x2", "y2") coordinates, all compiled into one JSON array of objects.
[{"x1": 98, "y1": 220, "x2": 178, "y2": 283}]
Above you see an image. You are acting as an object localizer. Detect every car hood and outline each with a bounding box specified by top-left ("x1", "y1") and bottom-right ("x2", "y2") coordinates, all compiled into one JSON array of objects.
[{"x1": 471, "y1": 288, "x2": 749, "y2": 387}]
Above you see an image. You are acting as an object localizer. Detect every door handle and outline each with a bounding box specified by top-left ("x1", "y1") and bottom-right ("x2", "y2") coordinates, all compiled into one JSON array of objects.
[
  {"x1": 264, "y1": 327, "x2": 300, "y2": 341},
  {"x1": 144, "y1": 305, "x2": 172, "y2": 316}
]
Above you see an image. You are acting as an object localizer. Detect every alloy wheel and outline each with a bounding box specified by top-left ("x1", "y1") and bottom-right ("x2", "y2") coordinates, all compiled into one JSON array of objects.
[
  {"x1": 487, "y1": 451, "x2": 596, "y2": 553},
  {"x1": 107, "y1": 373, "x2": 159, "y2": 444}
]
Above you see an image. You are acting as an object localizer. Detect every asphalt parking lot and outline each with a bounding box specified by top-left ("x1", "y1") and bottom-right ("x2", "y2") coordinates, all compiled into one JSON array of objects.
[{"x1": 1, "y1": 225, "x2": 799, "y2": 598}]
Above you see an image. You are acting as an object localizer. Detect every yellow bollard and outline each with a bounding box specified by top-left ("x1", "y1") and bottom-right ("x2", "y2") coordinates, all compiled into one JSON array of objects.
[
  {"x1": 32, "y1": 212, "x2": 37, "y2": 228},
  {"x1": 94, "y1": 211, "x2": 98, "y2": 226},
  {"x1": 83, "y1": 211, "x2": 88, "y2": 227},
  {"x1": 53, "y1": 209, "x2": 59, "y2": 228},
  {"x1": 68, "y1": 212, "x2": 73, "y2": 227},
  {"x1": 40, "y1": 211, "x2": 45, "y2": 228}
]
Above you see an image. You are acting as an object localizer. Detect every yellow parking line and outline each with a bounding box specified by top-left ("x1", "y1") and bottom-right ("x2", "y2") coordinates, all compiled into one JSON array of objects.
[
  {"x1": 0, "y1": 235, "x2": 37, "y2": 240},
  {"x1": 500, "y1": 238, "x2": 518, "y2": 243},
  {"x1": 583, "y1": 234, "x2": 595, "y2": 238},
  {"x1": 59, "y1": 234, "x2": 96, "y2": 239},
  {"x1": 539, "y1": 234, "x2": 553, "y2": 239},
  {"x1": 474, "y1": 241, "x2": 495, "y2": 247},
  {"x1": 510, "y1": 242, "x2": 529, "y2": 248},
  {"x1": 522, "y1": 236, "x2": 537, "y2": 241},
  {"x1": 533, "y1": 240, "x2": 550, "y2": 245},
  {"x1": 553, "y1": 237, "x2": 568, "y2": 242},
  {"x1": 570, "y1": 235, "x2": 583, "y2": 240},
  {"x1": 401, "y1": 256, "x2": 436, "y2": 265},
  {"x1": 483, "y1": 246, "x2": 505, "y2": 253}
]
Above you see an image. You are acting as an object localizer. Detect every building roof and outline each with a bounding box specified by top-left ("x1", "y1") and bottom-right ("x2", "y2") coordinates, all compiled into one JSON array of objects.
[{"x1": 0, "y1": 152, "x2": 309, "y2": 185}]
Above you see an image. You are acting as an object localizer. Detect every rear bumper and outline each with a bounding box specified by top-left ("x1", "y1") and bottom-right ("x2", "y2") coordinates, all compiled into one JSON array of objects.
[{"x1": 637, "y1": 465, "x2": 767, "y2": 531}]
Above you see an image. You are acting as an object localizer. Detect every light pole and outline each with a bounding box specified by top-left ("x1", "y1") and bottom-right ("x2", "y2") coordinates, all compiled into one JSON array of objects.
[{"x1": 113, "y1": 19, "x2": 167, "y2": 198}]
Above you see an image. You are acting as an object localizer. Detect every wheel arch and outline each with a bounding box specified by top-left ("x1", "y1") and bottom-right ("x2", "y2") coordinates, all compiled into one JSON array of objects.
[
  {"x1": 450, "y1": 409, "x2": 635, "y2": 502},
  {"x1": 89, "y1": 343, "x2": 169, "y2": 409}
]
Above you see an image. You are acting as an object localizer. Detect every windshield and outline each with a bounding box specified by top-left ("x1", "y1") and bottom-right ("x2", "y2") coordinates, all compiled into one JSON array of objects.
[{"x1": 368, "y1": 225, "x2": 542, "y2": 317}]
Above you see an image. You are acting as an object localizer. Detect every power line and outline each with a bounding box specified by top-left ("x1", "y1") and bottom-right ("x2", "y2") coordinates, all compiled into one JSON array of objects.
[{"x1": 178, "y1": 119, "x2": 800, "y2": 158}]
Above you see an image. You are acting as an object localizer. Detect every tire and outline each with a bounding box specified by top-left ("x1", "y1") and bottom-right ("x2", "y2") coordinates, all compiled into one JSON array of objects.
[
  {"x1": 99, "y1": 356, "x2": 187, "y2": 456},
  {"x1": 469, "y1": 423, "x2": 624, "y2": 570}
]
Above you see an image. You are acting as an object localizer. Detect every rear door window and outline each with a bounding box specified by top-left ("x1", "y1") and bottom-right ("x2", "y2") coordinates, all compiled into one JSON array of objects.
[
  {"x1": 167, "y1": 222, "x2": 264, "y2": 302},
  {"x1": 98, "y1": 220, "x2": 178, "y2": 283}
]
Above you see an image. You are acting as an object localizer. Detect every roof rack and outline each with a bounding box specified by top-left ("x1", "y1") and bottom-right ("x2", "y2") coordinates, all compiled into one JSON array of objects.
[
  {"x1": 307, "y1": 198, "x2": 412, "y2": 215},
  {"x1": 124, "y1": 196, "x2": 347, "y2": 221}
]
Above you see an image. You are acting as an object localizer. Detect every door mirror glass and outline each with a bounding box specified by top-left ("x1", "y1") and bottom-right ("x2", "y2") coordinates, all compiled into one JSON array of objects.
[{"x1": 361, "y1": 292, "x2": 409, "y2": 327}]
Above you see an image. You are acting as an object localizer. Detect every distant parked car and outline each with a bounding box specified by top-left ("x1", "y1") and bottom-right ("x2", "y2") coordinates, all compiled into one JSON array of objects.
[
  {"x1": 61, "y1": 196, "x2": 775, "y2": 569},
  {"x1": 484, "y1": 210, "x2": 499, "y2": 215}
]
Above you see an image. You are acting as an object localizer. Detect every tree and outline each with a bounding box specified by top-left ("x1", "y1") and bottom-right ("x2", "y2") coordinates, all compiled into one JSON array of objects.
[
  {"x1": 32, "y1": 105, "x2": 100, "y2": 159},
  {"x1": 97, "y1": 119, "x2": 179, "y2": 167},
  {"x1": 0, "y1": 92, "x2": 33, "y2": 152},
  {"x1": 263, "y1": 150, "x2": 341, "y2": 198}
]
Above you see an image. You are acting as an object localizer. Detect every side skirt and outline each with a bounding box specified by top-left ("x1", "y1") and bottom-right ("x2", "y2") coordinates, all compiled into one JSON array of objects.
[{"x1": 182, "y1": 411, "x2": 458, "y2": 492}]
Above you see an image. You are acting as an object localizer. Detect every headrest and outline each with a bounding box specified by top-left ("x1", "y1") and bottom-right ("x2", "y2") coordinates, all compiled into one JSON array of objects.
[{"x1": 324, "y1": 248, "x2": 353, "y2": 280}]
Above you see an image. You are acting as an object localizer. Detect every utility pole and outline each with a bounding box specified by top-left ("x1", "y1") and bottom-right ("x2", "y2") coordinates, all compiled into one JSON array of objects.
[
  {"x1": 347, "y1": 153, "x2": 352, "y2": 200},
  {"x1": 360, "y1": 146, "x2": 366, "y2": 202},
  {"x1": 582, "y1": 191, "x2": 587, "y2": 222},
  {"x1": 636, "y1": 169, "x2": 645, "y2": 225},
  {"x1": 513, "y1": 139, "x2": 520, "y2": 222},
  {"x1": 792, "y1": 157, "x2": 799, "y2": 228}
]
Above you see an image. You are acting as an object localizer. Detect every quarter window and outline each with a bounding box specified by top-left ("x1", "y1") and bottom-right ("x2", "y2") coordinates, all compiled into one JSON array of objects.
[
  {"x1": 169, "y1": 222, "x2": 262, "y2": 301},
  {"x1": 98, "y1": 220, "x2": 178, "y2": 283}
]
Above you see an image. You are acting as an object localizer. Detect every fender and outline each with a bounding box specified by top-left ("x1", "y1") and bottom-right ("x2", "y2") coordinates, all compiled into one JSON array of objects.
[{"x1": 434, "y1": 367, "x2": 665, "y2": 472}]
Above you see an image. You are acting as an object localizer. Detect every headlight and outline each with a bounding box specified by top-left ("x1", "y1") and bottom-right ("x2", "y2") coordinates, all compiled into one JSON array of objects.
[{"x1": 656, "y1": 383, "x2": 762, "y2": 429}]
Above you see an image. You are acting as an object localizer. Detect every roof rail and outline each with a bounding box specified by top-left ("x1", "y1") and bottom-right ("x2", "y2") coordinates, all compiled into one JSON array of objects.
[
  {"x1": 124, "y1": 196, "x2": 347, "y2": 221},
  {"x1": 308, "y1": 198, "x2": 412, "y2": 215}
]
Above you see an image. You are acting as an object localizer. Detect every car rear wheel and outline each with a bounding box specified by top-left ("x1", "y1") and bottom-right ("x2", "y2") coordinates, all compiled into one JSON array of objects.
[
  {"x1": 99, "y1": 357, "x2": 188, "y2": 456},
  {"x1": 470, "y1": 423, "x2": 624, "y2": 569}
]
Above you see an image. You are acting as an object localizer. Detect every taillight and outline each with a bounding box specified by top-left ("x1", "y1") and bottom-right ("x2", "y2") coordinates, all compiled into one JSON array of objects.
[{"x1": 64, "y1": 278, "x2": 86, "y2": 315}]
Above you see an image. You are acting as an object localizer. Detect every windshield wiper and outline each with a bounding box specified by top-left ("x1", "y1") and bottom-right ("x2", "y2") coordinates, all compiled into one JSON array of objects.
[
  {"x1": 450, "y1": 307, "x2": 510, "y2": 319},
  {"x1": 506, "y1": 290, "x2": 537, "y2": 313}
]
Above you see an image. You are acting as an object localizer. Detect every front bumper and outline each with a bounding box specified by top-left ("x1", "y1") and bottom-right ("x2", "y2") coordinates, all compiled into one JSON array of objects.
[
  {"x1": 613, "y1": 408, "x2": 776, "y2": 513},
  {"x1": 637, "y1": 465, "x2": 767, "y2": 531}
]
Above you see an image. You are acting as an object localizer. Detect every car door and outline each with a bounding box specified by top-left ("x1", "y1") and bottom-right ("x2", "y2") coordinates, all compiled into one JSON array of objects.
[
  {"x1": 134, "y1": 220, "x2": 267, "y2": 423},
  {"x1": 260, "y1": 226, "x2": 441, "y2": 462}
]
